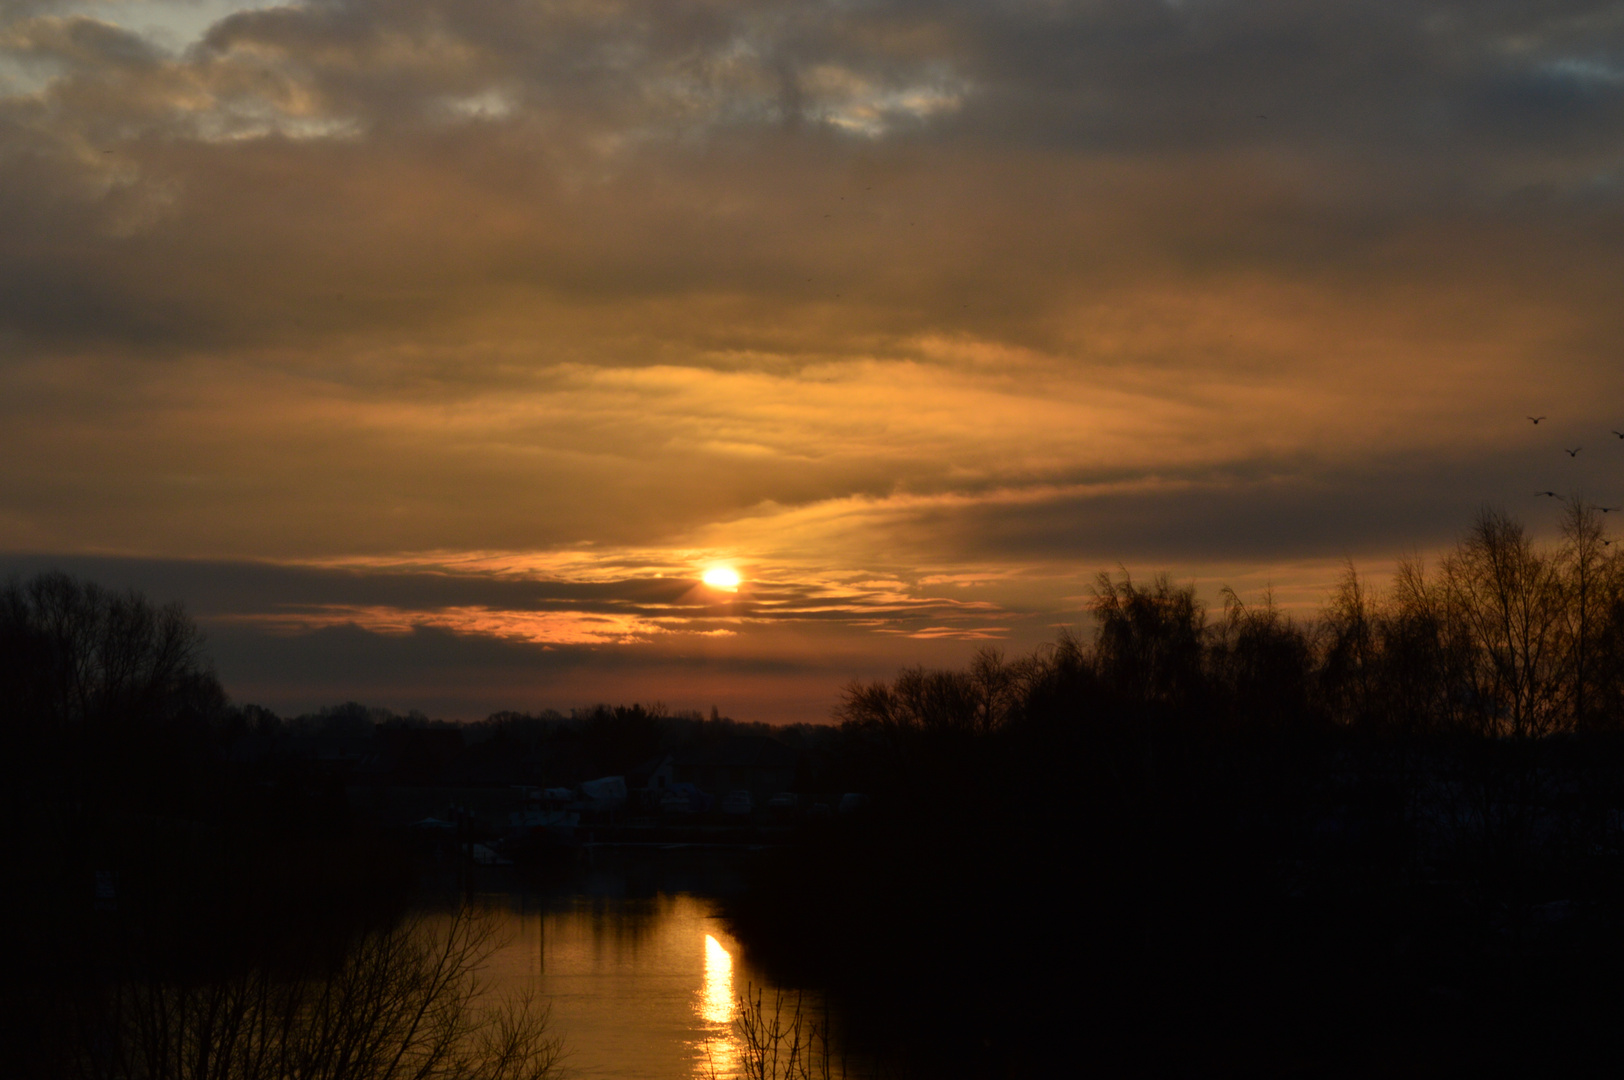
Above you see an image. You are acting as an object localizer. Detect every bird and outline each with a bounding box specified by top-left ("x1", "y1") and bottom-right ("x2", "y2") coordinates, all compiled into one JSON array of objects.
[
  {"x1": 1565, "y1": 447, "x2": 1582, "y2": 457},
  {"x1": 1601, "y1": 506, "x2": 1621, "y2": 513},
  {"x1": 1613, "y1": 430, "x2": 1624, "y2": 439},
  {"x1": 1529, "y1": 416, "x2": 1547, "y2": 424},
  {"x1": 1536, "y1": 491, "x2": 1561, "y2": 498}
]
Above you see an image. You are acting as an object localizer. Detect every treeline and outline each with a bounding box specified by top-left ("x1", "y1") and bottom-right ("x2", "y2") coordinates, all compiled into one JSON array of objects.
[
  {"x1": 731, "y1": 505, "x2": 1624, "y2": 1078},
  {"x1": 0, "y1": 573, "x2": 559, "y2": 1080},
  {"x1": 229, "y1": 700, "x2": 828, "y2": 789},
  {"x1": 840, "y1": 502, "x2": 1624, "y2": 746},
  {"x1": 10, "y1": 499, "x2": 1624, "y2": 1076}
]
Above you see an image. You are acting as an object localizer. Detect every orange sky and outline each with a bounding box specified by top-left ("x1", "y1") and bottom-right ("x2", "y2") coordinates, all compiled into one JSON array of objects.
[{"x1": 3, "y1": 0, "x2": 1623, "y2": 721}]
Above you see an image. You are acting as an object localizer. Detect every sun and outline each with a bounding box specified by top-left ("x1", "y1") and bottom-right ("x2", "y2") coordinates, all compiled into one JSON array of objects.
[{"x1": 701, "y1": 565, "x2": 742, "y2": 591}]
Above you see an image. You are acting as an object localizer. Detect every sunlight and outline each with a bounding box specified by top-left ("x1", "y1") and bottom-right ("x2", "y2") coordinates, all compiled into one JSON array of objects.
[
  {"x1": 701, "y1": 566, "x2": 742, "y2": 591},
  {"x1": 702, "y1": 934, "x2": 734, "y2": 1023},
  {"x1": 696, "y1": 933, "x2": 739, "y2": 1078}
]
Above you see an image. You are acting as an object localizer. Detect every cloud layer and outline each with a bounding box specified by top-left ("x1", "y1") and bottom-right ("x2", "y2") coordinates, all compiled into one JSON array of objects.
[{"x1": 4, "y1": 0, "x2": 1623, "y2": 717}]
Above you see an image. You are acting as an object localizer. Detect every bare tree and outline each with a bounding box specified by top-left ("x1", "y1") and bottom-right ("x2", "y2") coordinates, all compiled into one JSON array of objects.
[
  {"x1": 73, "y1": 906, "x2": 562, "y2": 1080},
  {"x1": 1556, "y1": 499, "x2": 1615, "y2": 729},
  {"x1": 836, "y1": 646, "x2": 1032, "y2": 740},
  {"x1": 1088, "y1": 571, "x2": 1206, "y2": 708},
  {"x1": 1211, "y1": 586, "x2": 1315, "y2": 729},
  {"x1": 1379, "y1": 556, "x2": 1479, "y2": 732},
  {"x1": 707, "y1": 985, "x2": 840, "y2": 1080},
  {"x1": 0, "y1": 571, "x2": 213, "y2": 737},
  {"x1": 1441, "y1": 509, "x2": 1566, "y2": 736},
  {"x1": 1320, "y1": 562, "x2": 1379, "y2": 726}
]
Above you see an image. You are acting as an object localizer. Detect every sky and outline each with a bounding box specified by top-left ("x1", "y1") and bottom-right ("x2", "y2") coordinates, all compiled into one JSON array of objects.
[{"x1": 3, "y1": 0, "x2": 1623, "y2": 722}]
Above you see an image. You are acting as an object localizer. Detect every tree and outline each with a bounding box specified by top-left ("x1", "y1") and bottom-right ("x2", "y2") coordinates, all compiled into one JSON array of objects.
[
  {"x1": 75, "y1": 905, "x2": 562, "y2": 1080},
  {"x1": 1211, "y1": 586, "x2": 1315, "y2": 730},
  {"x1": 1441, "y1": 509, "x2": 1566, "y2": 736},
  {"x1": 1556, "y1": 500, "x2": 1616, "y2": 729},
  {"x1": 0, "y1": 571, "x2": 225, "y2": 816},
  {"x1": 1088, "y1": 571, "x2": 1206, "y2": 710},
  {"x1": 0, "y1": 570, "x2": 216, "y2": 734},
  {"x1": 1319, "y1": 562, "x2": 1379, "y2": 726}
]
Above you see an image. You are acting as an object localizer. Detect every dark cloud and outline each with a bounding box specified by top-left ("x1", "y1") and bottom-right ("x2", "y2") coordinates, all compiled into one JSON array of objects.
[
  {"x1": 4, "y1": 0, "x2": 1623, "y2": 716},
  {"x1": 0, "y1": 552, "x2": 991, "y2": 721},
  {"x1": 203, "y1": 622, "x2": 877, "y2": 723},
  {"x1": 1, "y1": 0, "x2": 1618, "y2": 358},
  {"x1": 0, "y1": 550, "x2": 1028, "y2": 634}
]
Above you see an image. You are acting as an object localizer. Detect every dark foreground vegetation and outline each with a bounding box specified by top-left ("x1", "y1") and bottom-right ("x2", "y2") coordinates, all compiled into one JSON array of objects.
[
  {"x1": 11, "y1": 501, "x2": 1624, "y2": 1077},
  {"x1": 0, "y1": 573, "x2": 560, "y2": 1080},
  {"x1": 730, "y1": 504, "x2": 1624, "y2": 1076}
]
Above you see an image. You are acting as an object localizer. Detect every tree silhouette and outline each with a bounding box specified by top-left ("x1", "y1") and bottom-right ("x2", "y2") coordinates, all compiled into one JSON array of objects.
[
  {"x1": 1088, "y1": 570, "x2": 1206, "y2": 711},
  {"x1": 80, "y1": 905, "x2": 561, "y2": 1080},
  {"x1": 1441, "y1": 510, "x2": 1568, "y2": 735}
]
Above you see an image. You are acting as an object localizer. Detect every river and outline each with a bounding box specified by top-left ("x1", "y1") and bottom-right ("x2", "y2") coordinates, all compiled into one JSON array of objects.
[{"x1": 424, "y1": 854, "x2": 832, "y2": 1080}]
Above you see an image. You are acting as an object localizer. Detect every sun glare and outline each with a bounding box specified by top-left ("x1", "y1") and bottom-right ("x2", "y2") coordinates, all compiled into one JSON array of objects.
[
  {"x1": 701, "y1": 934, "x2": 735, "y2": 1023},
  {"x1": 701, "y1": 566, "x2": 742, "y2": 591},
  {"x1": 699, "y1": 932, "x2": 739, "y2": 1075}
]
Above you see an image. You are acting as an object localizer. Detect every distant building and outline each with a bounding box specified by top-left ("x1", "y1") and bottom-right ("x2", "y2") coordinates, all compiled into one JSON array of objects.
[
  {"x1": 578, "y1": 775, "x2": 628, "y2": 812},
  {"x1": 649, "y1": 735, "x2": 797, "y2": 801}
]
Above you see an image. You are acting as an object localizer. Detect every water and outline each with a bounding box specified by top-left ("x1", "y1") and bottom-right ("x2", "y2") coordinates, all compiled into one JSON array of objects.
[
  {"x1": 471, "y1": 891, "x2": 759, "y2": 1079},
  {"x1": 437, "y1": 860, "x2": 814, "y2": 1080}
]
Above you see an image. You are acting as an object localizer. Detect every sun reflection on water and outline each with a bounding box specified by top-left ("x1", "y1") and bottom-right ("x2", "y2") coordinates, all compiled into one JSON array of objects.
[
  {"x1": 698, "y1": 933, "x2": 739, "y2": 1077},
  {"x1": 703, "y1": 934, "x2": 734, "y2": 1022}
]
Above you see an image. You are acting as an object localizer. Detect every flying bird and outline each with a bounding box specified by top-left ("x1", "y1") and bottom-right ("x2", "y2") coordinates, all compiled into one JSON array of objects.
[
  {"x1": 1536, "y1": 491, "x2": 1561, "y2": 498},
  {"x1": 1565, "y1": 447, "x2": 1582, "y2": 457},
  {"x1": 1600, "y1": 506, "x2": 1621, "y2": 513},
  {"x1": 1613, "y1": 430, "x2": 1624, "y2": 439},
  {"x1": 1529, "y1": 416, "x2": 1546, "y2": 424}
]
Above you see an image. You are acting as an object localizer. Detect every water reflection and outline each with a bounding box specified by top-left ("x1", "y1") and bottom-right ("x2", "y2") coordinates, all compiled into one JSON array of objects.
[
  {"x1": 441, "y1": 889, "x2": 765, "y2": 1079},
  {"x1": 699, "y1": 934, "x2": 739, "y2": 1077},
  {"x1": 702, "y1": 934, "x2": 734, "y2": 1023}
]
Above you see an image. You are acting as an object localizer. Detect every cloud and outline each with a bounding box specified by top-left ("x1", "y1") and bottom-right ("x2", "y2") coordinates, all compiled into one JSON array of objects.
[
  {"x1": 3, "y1": 0, "x2": 1624, "y2": 715},
  {"x1": 0, "y1": 550, "x2": 1035, "y2": 719}
]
